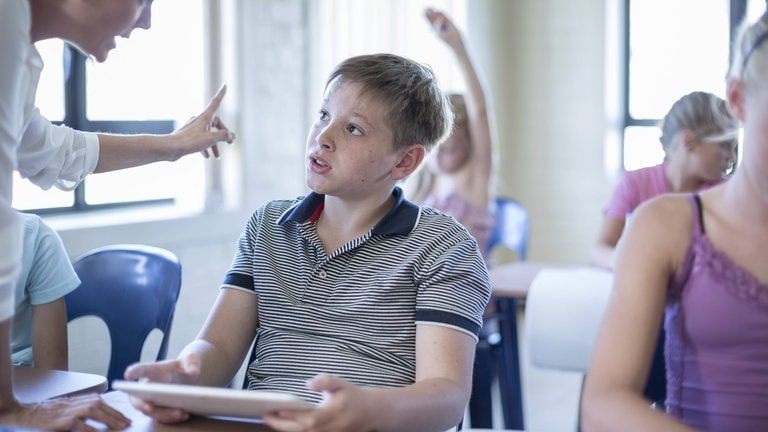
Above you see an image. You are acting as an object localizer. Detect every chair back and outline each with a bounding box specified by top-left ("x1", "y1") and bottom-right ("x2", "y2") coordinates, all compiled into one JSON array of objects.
[
  {"x1": 486, "y1": 197, "x2": 530, "y2": 260},
  {"x1": 525, "y1": 267, "x2": 614, "y2": 372},
  {"x1": 66, "y1": 244, "x2": 181, "y2": 387}
]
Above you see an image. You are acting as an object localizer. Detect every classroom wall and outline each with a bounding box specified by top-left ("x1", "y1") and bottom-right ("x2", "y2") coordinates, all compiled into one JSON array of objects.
[
  {"x1": 54, "y1": 0, "x2": 619, "y2": 376},
  {"x1": 468, "y1": 0, "x2": 617, "y2": 265}
]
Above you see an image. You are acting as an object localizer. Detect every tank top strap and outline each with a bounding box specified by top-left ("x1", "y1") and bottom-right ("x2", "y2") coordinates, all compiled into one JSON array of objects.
[{"x1": 691, "y1": 194, "x2": 705, "y2": 234}]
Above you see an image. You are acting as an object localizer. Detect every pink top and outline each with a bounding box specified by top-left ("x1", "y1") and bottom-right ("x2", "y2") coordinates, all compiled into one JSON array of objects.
[
  {"x1": 604, "y1": 163, "x2": 721, "y2": 220},
  {"x1": 664, "y1": 195, "x2": 768, "y2": 431},
  {"x1": 421, "y1": 193, "x2": 495, "y2": 260}
]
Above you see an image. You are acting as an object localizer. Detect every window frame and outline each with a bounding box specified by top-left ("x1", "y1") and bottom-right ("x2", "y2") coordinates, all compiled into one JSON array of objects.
[
  {"x1": 620, "y1": 0, "x2": 750, "y2": 171},
  {"x1": 27, "y1": 45, "x2": 176, "y2": 216}
]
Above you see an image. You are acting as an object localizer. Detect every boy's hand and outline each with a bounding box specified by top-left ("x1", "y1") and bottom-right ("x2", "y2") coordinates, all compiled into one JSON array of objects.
[
  {"x1": 121, "y1": 354, "x2": 202, "y2": 424},
  {"x1": 262, "y1": 374, "x2": 379, "y2": 432}
]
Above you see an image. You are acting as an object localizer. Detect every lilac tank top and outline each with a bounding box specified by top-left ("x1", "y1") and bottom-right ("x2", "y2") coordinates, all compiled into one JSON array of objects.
[
  {"x1": 421, "y1": 193, "x2": 495, "y2": 259},
  {"x1": 664, "y1": 194, "x2": 768, "y2": 431}
]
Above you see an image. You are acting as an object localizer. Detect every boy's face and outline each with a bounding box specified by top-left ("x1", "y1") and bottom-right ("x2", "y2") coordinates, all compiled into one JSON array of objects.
[{"x1": 305, "y1": 80, "x2": 402, "y2": 200}]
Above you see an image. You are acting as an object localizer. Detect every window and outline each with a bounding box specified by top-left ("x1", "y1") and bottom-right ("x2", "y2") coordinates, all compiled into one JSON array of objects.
[
  {"x1": 622, "y1": 0, "x2": 762, "y2": 171},
  {"x1": 12, "y1": 0, "x2": 207, "y2": 214}
]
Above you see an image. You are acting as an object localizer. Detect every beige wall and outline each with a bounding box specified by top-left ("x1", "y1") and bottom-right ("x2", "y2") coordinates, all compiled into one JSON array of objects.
[{"x1": 469, "y1": 0, "x2": 617, "y2": 264}]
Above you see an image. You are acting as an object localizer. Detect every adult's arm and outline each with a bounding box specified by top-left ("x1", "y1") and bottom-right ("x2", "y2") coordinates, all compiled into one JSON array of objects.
[{"x1": 95, "y1": 85, "x2": 235, "y2": 173}]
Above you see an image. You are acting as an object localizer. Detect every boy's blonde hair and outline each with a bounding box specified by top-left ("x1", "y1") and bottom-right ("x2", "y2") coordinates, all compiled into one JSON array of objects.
[{"x1": 325, "y1": 53, "x2": 454, "y2": 152}]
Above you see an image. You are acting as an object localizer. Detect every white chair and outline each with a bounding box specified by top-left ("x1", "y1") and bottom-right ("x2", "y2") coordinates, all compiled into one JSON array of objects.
[
  {"x1": 524, "y1": 267, "x2": 614, "y2": 372},
  {"x1": 522, "y1": 267, "x2": 613, "y2": 431}
]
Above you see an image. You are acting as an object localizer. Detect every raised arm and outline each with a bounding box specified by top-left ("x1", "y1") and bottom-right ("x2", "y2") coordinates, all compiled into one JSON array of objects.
[
  {"x1": 581, "y1": 196, "x2": 694, "y2": 432},
  {"x1": 425, "y1": 8, "x2": 496, "y2": 195},
  {"x1": 94, "y1": 85, "x2": 235, "y2": 173}
]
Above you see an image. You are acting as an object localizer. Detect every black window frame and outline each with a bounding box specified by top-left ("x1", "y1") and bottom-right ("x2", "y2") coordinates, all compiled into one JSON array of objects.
[{"x1": 30, "y1": 45, "x2": 176, "y2": 215}]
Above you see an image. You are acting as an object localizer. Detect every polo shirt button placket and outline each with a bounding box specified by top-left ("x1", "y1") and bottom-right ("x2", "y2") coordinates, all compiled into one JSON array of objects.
[{"x1": 318, "y1": 269, "x2": 327, "y2": 278}]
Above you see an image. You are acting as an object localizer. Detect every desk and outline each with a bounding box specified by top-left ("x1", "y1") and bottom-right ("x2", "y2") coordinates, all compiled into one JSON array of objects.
[
  {"x1": 477, "y1": 261, "x2": 577, "y2": 430},
  {"x1": 13, "y1": 365, "x2": 108, "y2": 403},
  {"x1": 99, "y1": 391, "x2": 513, "y2": 432},
  {"x1": 490, "y1": 261, "x2": 577, "y2": 299},
  {"x1": 100, "y1": 391, "x2": 276, "y2": 431}
]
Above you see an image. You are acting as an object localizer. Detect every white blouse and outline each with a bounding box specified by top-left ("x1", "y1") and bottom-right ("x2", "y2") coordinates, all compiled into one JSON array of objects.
[{"x1": 0, "y1": 0, "x2": 99, "y2": 320}]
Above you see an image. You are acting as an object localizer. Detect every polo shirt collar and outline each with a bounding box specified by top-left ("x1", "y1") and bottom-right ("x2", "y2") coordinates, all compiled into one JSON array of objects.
[{"x1": 277, "y1": 187, "x2": 420, "y2": 236}]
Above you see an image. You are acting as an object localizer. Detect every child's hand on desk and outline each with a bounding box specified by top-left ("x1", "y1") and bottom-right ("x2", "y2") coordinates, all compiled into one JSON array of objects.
[
  {"x1": 0, "y1": 393, "x2": 130, "y2": 431},
  {"x1": 262, "y1": 373, "x2": 378, "y2": 432},
  {"x1": 121, "y1": 354, "x2": 201, "y2": 424}
]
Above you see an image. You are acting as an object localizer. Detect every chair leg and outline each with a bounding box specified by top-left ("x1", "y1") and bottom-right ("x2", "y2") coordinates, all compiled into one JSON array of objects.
[
  {"x1": 496, "y1": 297, "x2": 525, "y2": 430},
  {"x1": 468, "y1": 342, "x2": 494, "y2": 428}
]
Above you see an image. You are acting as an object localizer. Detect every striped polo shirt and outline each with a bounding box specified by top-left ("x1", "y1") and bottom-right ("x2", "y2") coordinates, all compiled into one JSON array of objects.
[{"x1": 223, "y1": 187, "x2": 491, "y2": 403}]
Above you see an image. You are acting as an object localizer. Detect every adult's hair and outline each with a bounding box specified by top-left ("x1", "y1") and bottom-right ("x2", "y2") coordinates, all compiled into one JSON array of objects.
[
  {"x1": 729, "y1": 9, "x2": 768, "y2": 87},
  {"x1": 658, "y1": 91, "x2": 737, "y2": 153},
  {"x1": 325, "y1": 53, "x2": 454, "y2": 152}
]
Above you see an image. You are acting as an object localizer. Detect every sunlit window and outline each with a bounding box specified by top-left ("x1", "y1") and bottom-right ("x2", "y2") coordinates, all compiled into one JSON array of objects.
[
  {"x1": 622, "y1": 0, "x2": 761, "y2": 171},
  {"x1": 12, "y1": 0, "x2": 206, "y2": 214}
]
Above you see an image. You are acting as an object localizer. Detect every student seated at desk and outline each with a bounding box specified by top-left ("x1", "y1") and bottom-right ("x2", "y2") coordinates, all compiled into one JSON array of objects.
[
  {"x1": 125, "y1": 53, "x2": 491, "y2": 432},
  {"x1": 589, "y1": 91, "x2": 738, "y2": 270},
  {"x1": 12, "y1": 213, "x2": 79, "y2": 370}
]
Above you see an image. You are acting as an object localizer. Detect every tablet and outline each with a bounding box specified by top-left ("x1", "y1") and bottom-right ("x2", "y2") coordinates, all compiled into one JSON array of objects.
[{"x1": 112, "y1": 380, "x2": 313, "y2": 419}]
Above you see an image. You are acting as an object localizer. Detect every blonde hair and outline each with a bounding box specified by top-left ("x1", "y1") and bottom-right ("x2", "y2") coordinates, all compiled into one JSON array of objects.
[
  {"x1": 659, "y1": 92, "x2": 737, "y2": 153},
  {"x1": 729, "y1": 10, "x2": 768, "y2": 87},
  {"x1": 326, "y1": 54, "x2": 454, "y2": 152}
]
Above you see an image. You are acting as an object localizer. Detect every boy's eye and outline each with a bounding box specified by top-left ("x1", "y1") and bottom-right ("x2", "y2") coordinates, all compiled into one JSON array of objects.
[
  {"x1": 347, "y1": 124, "x2": 363, "y2": 136},
  {"x1": 318, "y1": 110, "x2": 329, "y2": 121}
]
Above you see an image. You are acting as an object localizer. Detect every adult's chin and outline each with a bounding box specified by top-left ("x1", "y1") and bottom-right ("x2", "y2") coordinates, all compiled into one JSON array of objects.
[{"x1": 63, "y1": 40, "x2": 110, "y2": 63}]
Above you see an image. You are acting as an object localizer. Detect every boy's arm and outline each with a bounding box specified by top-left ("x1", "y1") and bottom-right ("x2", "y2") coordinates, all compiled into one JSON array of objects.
[
  {"x1": 384, "y1": 323, "x2": 475, "y2": 431},
  {"x1": 31, "y1": 299, "x2": 68, "y2": 370},
  {"x1": 263, "y1": 324, "x2": 475, "y2": 432}
]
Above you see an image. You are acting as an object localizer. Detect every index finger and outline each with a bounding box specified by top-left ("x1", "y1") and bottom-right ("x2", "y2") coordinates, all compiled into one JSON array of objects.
[{"x1": 202, "y1": 84, "x2": 228, "y2": 116}]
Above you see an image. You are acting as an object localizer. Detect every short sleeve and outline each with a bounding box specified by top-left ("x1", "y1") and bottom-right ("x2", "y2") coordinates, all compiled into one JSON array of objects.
[{"x1": 24, "y1": 216, "x2": 80, "y2": 305}]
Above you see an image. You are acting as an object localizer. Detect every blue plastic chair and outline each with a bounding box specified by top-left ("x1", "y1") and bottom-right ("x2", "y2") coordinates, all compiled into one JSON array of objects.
[
  {"x1": 485, "y1": 197, "x2": 530, "y2": 260},
  {"x1": 66, "y1": 244, "x2": 182, "y2": 388}
]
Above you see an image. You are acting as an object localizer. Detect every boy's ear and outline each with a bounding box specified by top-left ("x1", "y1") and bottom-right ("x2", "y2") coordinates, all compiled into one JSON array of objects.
[{"x1": 391, "y1": 144, "x2": 426, "y2": 181}]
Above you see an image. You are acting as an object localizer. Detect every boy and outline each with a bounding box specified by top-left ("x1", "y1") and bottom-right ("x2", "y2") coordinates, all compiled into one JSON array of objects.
[{"x1": 126, "y1": 53, "x2": 491, "y2": 432}]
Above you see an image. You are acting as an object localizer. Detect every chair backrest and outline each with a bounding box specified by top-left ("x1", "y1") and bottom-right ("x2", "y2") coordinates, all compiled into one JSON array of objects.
[
  {"x1": 486, "y1": 197, "x2": 530, "y2": 260},
  {"x1": 66, "y1": 244, "x2": 181, "y2": 387},
  {"x1": 524, "y1": 267, "x2": 614, "y2": 372}
]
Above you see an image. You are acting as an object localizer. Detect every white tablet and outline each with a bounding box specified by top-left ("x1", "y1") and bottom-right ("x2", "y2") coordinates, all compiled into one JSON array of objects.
[{"x1": 112, "y1": 380, "x2": 313, "y2": 419}]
